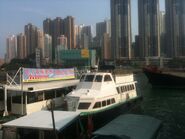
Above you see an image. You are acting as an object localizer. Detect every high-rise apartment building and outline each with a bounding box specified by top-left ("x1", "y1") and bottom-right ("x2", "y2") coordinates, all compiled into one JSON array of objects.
[
  {"x1": 17, "y1": 33, "x2": 27, "y2": 59},
  {"x1": 64, "y1": 16, "x2": 75, "y2": 49},
  {"x1": 43, "y1": 18, "x2": 53, "y2": 35},
  {"x1": 105, "y1": 19, "x2": 111, "y2": 37},
  {"x1": 53, "y1": 17, "x2": 63, "y2": 48},
  {"x1": 43, "y1": 17, "x2": 63, "y2": 60},
  {"x1": 165, "y1": 0, "x2": 185, "y2": 57},
  {"x1": 96, "y1": 19, "x2": 111, "y2": 38},
  {"x1": 138, "y1": 0, "x2": 160, "y2": 58},
  {"x1": 102, "y1": 33, "x2": 111, "y2": 60},
  {"x1": 44, "y1": 34, "x2": 52, "y2": 64},
  {"x1": 111, "y1": 0, "x2": 132, "y2": 60},
  {"x1": 159, "y1": 11, "x2": 166, "y2": 56},
  {"x1": 96, "y1": 20, "x2": 111, "y2": 60},
  {"x1": 96, "y1": 22, "x2": 106, "y2": 38},
  {"x1": 75, "y1": 24, "x2": 84, "y2": 49},
  {"x1": 81, "y1": 26, "x2": 92, "y2": 48},
  {"x1": 52, "y1": 17, "x2": 64, "y2": 61},
  {"x1": 37, "y1": 30, "x2": 44, "y2": 59},
  {"x1": 57, "y1": 35, "x2": 68, "y2": 49},
  {"x1": 56, "y1": 35, "x2": 67, "y2": 64},
  {"x1": 25, "y1": 23, "x2": 38, "y2": 56},
  {"x1": 43, "y1": 16, "x2": 76, "y2": 60},
  {"x1": 6, "y1": 35, "x2": 17, "y2": 63}
]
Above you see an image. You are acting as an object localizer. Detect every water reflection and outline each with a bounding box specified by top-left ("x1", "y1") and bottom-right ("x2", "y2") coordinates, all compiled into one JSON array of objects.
[{"x1": 135, "y1": 73, "x2": 185, "y2": 139}]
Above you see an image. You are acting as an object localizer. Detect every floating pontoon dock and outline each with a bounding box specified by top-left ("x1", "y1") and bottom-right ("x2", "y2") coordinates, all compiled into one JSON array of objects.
[{"x1": 2, "y1": 111, "x2": 81, "y2": 139}]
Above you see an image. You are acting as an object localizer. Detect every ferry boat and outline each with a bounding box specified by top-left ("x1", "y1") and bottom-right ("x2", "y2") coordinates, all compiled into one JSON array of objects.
[{"x1": 64, "y1": 71, "x2": 141, "y2": 128}]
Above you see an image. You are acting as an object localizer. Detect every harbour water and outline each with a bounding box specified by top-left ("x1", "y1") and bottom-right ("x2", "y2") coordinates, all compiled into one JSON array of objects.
[{"x1": 135, "y1": 73, "x2": 185, "y2": 139}]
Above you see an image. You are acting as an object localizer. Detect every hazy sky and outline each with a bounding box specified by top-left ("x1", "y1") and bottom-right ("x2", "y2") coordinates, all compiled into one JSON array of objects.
[{"x1": 0, "y1": 0, "x2": 165, "y2": 59}]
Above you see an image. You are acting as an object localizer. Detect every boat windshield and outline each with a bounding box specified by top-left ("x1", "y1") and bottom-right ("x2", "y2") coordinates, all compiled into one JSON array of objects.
[
  {"x1": 94, "y1": 75, "x2": 102, "y2": 82},
  {"x1": 84, "y1": 75, "x2": 95, "y2": 82},
  {"x1": 80, "y1": 75, "x2": 85, "y2": 82}
]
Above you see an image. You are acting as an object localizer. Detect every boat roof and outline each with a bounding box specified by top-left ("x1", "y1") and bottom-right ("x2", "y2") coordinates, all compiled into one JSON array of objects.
[
  {"x1": 81, "y1": 72, "x2": 133, "y2": 76},
  {"x1": 3, "y1": 79, "x2": 79, "y2": 93},
  {"x1": 3, "y1": 111, "x2": 80, "y2": 131},
  {"x1": 82, "y1": 72, "x2": 112, "y2": 75},
  {"x1": 93, "y1": 114, "x2": 161, "y2": 139}
]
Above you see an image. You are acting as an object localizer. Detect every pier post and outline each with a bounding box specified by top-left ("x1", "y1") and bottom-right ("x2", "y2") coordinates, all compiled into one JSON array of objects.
[{"x1": 3, "y1": 86, "x2": 8, "y2": 116}]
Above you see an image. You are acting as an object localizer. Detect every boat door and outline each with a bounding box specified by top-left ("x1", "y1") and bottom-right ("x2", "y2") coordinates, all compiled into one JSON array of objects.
[
  {"x1": 120, "y1": 86, "x2": 126, "y2": 101},
  {"x1": 67, "y1": 97, "x2": 79, "y2": 111}
]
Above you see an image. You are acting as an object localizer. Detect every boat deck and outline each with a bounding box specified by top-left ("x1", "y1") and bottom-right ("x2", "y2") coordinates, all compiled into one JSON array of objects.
[{"x1": 164, "y1": 71, "x2": 185, "y2": 78}]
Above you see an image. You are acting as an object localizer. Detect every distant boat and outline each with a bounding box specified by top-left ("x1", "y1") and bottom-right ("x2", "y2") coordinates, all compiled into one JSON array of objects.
[{"x1": 143, "y1": 66, "x2": 185, "y2": 88}]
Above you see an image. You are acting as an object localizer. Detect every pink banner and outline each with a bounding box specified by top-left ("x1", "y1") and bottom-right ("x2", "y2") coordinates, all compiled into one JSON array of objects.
[{"x1": 22, "y1": 68, "x2": 75, "y2": 82}]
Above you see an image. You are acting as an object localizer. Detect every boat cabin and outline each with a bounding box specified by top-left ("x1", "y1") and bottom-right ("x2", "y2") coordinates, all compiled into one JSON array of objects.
[{"x1": 0, "y1": 79, "x2": 78, "y2": 116}]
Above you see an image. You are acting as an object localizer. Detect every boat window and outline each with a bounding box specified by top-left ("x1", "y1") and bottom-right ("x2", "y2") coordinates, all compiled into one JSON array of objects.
[
  {"x1": 116, "y1": 87, "x2": 120, "y2": 94},
  {"x1": 80, "y1": 75, "x2": 85, "y2": 82},
  {"x1": 104, "y1": 75, "x2": 112, "y2": 82},
  {"x1": 84, "y1": 75, "x2": 95, "y2": 82},
  {"x1": 78, "y1": 102, "x2": 91, "y2": 109},
  {"x1": 127, "y1": 85, "x2": 130, "y2": 91},
  {"x1": 123, "y1": 86, "x2": 126, "y2": 92},
  {"x1": 121, "y1": 86, "x2": 124, "y2": 92},
  {"x1": 0, "y1": 90, "x2": 3, "y2": 101},
  {"x1": 132, "y1": 84, "x2": 135, "y2": 90},
  {"x1": 102, "y1": 100, "x2": 106, "y2": 107},
  {"x1": 111, "y1": 98, "x2": 115, "y2": 104},
  {"x1": 45, "y1": 90, "x2": 55, "y2": 100},
  {"x1": 124, "y1": 86, "x2": 127, "y2": 92},
  {"x1": 93, "y1": 102, "x2": 101, "y2": 109},
  {"x1": 127, "y1": 86, "x2": 130, "y2": 91},
  {"x1": 107, "y1": 99, "x2": 111, "y2": 105},
  {"x1": 130, "y1": 85, "x2": 132, "y2": 90},
  {"x1": 56, "y1": 88, "x2": 66, "y2": 97},
  {"x1": 129, "y1": 85, "x2": 132, "y2": 90},
  {"x1": 94, "y1": 75, "x2": 103, "y2": 82},
  {"x1": 12, "y1": 93, "x2": 26, "y2": 104}
]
